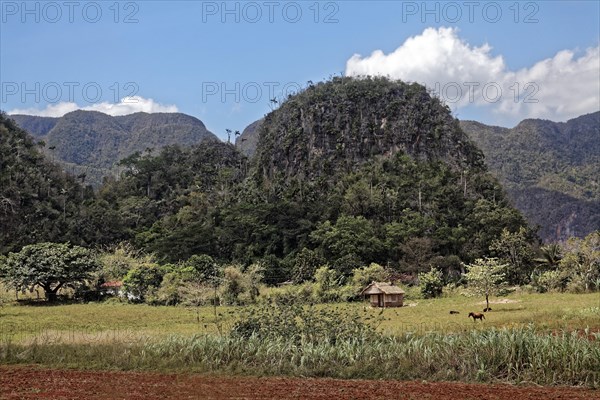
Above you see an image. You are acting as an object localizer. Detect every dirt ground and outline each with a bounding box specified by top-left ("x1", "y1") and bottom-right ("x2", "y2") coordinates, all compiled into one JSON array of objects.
[{"x1": 0, "y1": 366, "x2": 597, "y2": 400}]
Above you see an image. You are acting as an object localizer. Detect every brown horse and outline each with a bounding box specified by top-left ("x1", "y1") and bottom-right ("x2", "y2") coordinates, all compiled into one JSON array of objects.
[{"x1": 468, "y1": 312, "x2": 485, "y2": 321}]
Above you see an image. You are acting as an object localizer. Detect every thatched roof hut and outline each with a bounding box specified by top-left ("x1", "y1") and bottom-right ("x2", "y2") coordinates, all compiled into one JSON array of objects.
[{"x1": 361, "y1": 282, "x2": 405, "y2": 307}]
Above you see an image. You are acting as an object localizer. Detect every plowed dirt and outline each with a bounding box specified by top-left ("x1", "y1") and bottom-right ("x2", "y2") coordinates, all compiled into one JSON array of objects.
[{"x1": 1, "y1": 366, "x2": 597, "y2": 400}]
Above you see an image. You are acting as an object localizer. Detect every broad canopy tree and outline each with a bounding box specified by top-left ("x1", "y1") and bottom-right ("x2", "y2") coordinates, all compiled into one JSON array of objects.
[
  {"x1": 464, "y1": 257, "x2": 508, "y2": 311},
  {"x1": 0, "y1": 242, "x2": 98, "y2": 302}
]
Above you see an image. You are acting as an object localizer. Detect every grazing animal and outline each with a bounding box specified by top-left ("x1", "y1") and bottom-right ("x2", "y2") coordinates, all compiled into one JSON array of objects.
[
  {"x1": 468, "y1": 312, "x2": 485, "y2": 321},
  {"x1": 483, "y1": 307, "x2": 492, "y2": 312},
  {"x1": 449, "y1": 310, "x2": 460, "y2": 314}
]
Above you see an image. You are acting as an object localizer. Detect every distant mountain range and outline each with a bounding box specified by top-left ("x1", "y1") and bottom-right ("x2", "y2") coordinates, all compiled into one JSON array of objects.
[
  {"x1": 460, "y1": 112, "x2": 599, "y2": 242},
  {"x1": 10, "y1": 111, "x2": 218, "y2": 186}
]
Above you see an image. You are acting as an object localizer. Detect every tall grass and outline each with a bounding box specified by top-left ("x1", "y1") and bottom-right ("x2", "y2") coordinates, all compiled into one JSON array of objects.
[{"x1": 1, "y1": 327, "x2": 598, "y2": 387}]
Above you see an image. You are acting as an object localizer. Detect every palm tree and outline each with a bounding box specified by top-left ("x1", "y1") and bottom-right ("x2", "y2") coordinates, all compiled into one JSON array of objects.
[{"x1": 535, "y1": 243, "x2": 562, "y2": 271}]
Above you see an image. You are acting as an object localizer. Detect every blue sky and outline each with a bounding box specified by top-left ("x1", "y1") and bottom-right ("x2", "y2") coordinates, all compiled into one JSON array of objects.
[{"x1": 1, "y1": 1, "x2": 599, "y2": 141}]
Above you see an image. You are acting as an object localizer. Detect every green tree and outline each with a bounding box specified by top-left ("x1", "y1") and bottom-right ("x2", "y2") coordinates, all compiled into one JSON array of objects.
[
  {"x1": 291, "y1": 248, "x2": 325, "y2": 283},
  {"x1": 463, "y1": 257, "x2": 508, "y2": 311},
  {"x1": 310, "y1": 215, "x2": 384, "y2": 268},
  {"x1": 559, "y1": 232, "x2": 600, "y2": 292},
  {"x1": 490, "y1": 227, "x2": 535, "y2": 285},
  {"x1": 535, "y1": 243, "x2": 563, "y2": 272},
  {"x1": 184, "y1": 254, "x2": 219, "y2": 283},
  {"x1": 0, "y1": 242, "x2": 98, "y2": 302},
  {"x1": 418, "y1": 267, "x2": 444, "y2": 298},
  {"x1": 122, "y1": 261, "x2": 164, "y2": 302},
  {"x1": 350, "y1": 263, "x2": 388, "y2": 290},
  {"x1": 399, "y1": 237, "x2": 435, "y2": 273}
]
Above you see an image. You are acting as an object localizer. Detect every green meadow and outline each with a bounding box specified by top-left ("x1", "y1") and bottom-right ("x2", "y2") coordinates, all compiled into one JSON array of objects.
[{"x1": 1, "y1": 291, "x2": 598, "y2": 343}]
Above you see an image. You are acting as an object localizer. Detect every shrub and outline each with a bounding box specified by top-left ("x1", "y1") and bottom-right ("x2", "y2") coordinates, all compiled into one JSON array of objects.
[
  {"x1": 534, "y1": 270, "x2": 566, "y2": 293},
  {"x1": 566, "y1": 275, "x2": 587, "y2": 293},
  {"x1": 122, "y1": 262, "x2": 164, "y2": 302},
  {"x1": 313, "y1": 266, "x2": 349, "y2": 302},
  {"x1": 261, "y1": 283, "x2": 314, "y2": 305},
  {"x1": 350, "y1": 263, "x2": 388, "y2": 290},
  {"x1": 98, "y1": 242, "x2": 146, "y2": 281},
  {"x1": 402, "y1": 284, "x2": 423, "y2": 300},
  {"x1": 230, "y1": 302, "x2": 374, "y2": 345},
  {"x1": 219, "y1": 263, "x2": 264, "y2": 305},
  {"x1": 418, "y1": 267, "x2": 444, "y2": 298},
  {"x1": 183, "y1": 254, "x2": 219, "y2": 283},
  {"x1": 154, "y1": 272, "x2": 183, "y2": 305}
]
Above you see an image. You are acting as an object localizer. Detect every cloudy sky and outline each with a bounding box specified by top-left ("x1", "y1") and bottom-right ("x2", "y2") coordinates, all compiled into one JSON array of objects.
[{"x1": 1, "y1": 1, "x2": 598, "y2": 140}]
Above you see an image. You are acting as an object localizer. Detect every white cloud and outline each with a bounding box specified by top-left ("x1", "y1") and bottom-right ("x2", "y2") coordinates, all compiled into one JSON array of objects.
[
  {"x1": 346, "y1": 27, "x2": 600, "y2": 125},
  {"x1": 9, "y1": 96, "x2": 178, "y2": 117}
]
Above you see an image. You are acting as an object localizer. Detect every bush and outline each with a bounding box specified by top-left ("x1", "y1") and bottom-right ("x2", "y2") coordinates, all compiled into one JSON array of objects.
[
  {"x1": 122, "y1": 262, "x2": 164, "y2": 302},
  {"x1": 290, "y1": 248, "x2": 325, "y2": 283},
  {"x1": 230, "y1": 302, "x2": 375, "y2": 344},
  {"x1": 313, "y1": 266, "x2": 351, "y2": 302},
  {"x1": 418, "y1": 267, "x2": 444, "y2": 298},
  {"x1": 442, "y1": 282, "x2": 461, "y2": 297},
  {"x1": 261, "y1": 283, "x2": 314, "y2": 305},
  {"x1": 219, "y1": 263, "x2": 264, "y2": 305},
  {"x1": 183, "y1": 254, "x2": 219, "y2": 283},
  {"x1": 566, "y1": 275, "x2": 587, "y2": 293},
  {"x1": 154, "y1": 272, "x2": 183, "y2": 305},
  {"x1": 350, "y1": 263, "x2": 388, "y2": 290},
  {"x1": 98, "y1": 242, "x2": 146, "y2": 281},
  {"x1": 534, "y1": 270, "x2": 566, "y2": 293},
  {"x1": 401, "y1": 284, "x2": 422, "y2": 300}
]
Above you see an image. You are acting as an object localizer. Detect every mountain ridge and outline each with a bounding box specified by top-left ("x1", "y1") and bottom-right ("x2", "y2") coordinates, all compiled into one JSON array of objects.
[
  {"x1": 9, "y1": 110, "x2": 219, "y2": 186},
  {"x1": 460, "y1": 111, "x2": 600, "y2": 242}
]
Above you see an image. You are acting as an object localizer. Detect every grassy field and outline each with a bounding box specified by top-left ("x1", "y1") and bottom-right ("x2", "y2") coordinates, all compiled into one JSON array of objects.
[
  {"x1": 1, "y1": 291, "x2": 599, "y2": 342},
  {"x1": 1, "y1": 290, "x2": 599, "y2": 387}
]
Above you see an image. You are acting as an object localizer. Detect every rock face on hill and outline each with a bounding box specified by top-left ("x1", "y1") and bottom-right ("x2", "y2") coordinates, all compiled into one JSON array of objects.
[
  {"x1": 461, "y1": 112, "x2": 600, "y2": 242},
  {"x1": 251, "y1": 76, "x2": 485, "y2": 193},
  {"x1": 235, "y1": 118, "x2": 263, "y2": 157},
  {"x1": 10, "y1": 111, "x2": 218, "y2": 186}
]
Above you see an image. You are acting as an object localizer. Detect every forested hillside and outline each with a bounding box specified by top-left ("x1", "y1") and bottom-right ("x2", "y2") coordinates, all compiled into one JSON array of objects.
[
  {"x1": 0, "y1": 112, "x2": 125, "y2": 254},
  {"x1": 2, "y1": 77, "x2": 535, "y2": 283},
  {"x1": 10, "y1": 111, "x2": 218, "y2": 186},
  {"x1": 238, "y1": 109, "x2": 599, "y2": 243},
  {"x1": 96, "y1": 77, "x2": 529, "y2": 281},
  {"x1": 461, "y1": 112, "x2": 600, "y2": 242}
]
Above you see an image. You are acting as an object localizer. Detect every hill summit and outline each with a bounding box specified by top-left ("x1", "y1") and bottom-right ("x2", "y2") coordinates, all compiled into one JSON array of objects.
[{"x1": 252, "y1": 76, "x2": 484, "y2": 193}]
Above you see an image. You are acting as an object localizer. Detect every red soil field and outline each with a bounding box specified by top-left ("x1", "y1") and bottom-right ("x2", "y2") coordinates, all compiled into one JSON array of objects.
[{"x1": 1, "y1": 366, "x2": 597, "y2": 400}]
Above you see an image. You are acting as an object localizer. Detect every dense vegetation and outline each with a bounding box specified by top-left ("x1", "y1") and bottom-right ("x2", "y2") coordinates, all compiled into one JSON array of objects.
[
  {"x1": 0, "y1": 114, "x2": 101, "y2": 254},
  {"x1": 2, "y1": 77, "x2": 598, "y2": 302},
  {"x1": 461, "y1": 113, "x2": 600, "y2": 242}
]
